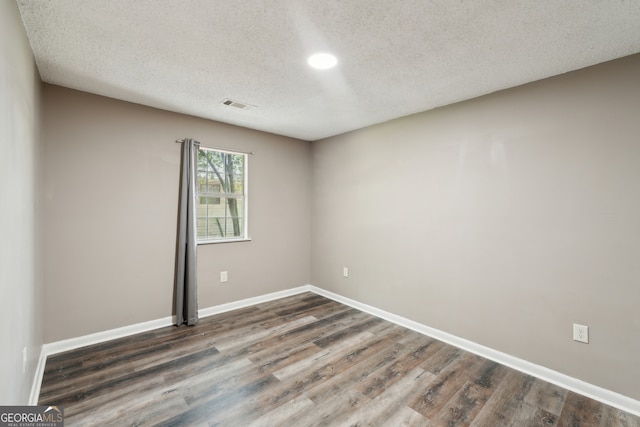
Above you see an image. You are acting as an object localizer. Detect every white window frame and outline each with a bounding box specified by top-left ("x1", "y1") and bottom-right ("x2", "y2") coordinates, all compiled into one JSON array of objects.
[{"x1": 196, "y1": 147, "x2": 250, "y2": 244}]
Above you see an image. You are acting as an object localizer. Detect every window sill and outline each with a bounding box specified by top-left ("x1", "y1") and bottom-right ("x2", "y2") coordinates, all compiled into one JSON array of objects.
[{"x1": 197, "y1": 237, "x2": 252, "y2": 245}]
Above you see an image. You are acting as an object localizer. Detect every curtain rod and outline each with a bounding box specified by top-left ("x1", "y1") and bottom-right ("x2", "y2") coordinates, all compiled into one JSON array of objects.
[{"x1": 175, "y1": 139, "x2": 253, "y2": 155}]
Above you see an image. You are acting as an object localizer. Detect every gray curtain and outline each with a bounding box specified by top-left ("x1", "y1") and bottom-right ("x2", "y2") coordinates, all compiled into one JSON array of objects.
[{"x1": 175, "y1": 138, "x2": 199, "y2": 326}]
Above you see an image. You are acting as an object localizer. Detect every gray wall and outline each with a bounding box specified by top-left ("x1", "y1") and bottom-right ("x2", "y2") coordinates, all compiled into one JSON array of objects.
[
  {"x1": 42, "y1": 86, "x2": 311, "y2": 343},
  {"x1": 311, "y1": 54, "x2": 640, "y2": 400},
  {"x1": 0, "y1": 1, "x2": 43, "y2": 404}
]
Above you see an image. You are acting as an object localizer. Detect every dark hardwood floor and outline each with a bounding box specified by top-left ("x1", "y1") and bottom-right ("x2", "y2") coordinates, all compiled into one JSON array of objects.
[{"x1": 39, "y1": 292, "x2": 639, "y2": 426}]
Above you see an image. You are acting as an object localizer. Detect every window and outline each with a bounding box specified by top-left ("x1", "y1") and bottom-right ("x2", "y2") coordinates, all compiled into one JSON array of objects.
[{"x1": 196, "y1": 147, "x2": 248, "y2": 242}]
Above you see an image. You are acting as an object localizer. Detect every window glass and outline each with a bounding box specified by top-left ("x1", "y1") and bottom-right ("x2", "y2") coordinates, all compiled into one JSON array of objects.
[{"x1": 196, "y1": 148, "x2": 247, "y2": 242}]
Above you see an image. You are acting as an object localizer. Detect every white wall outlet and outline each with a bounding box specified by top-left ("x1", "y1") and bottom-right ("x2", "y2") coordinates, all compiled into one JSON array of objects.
[
  {"x1": 220, "y1": 271, "x2": 228, "y2": 283},
  {"x1": 22, "y1": 347, "x2": 27, "y2": 374},
  {"x1": 573, "y1": 323, "x2": 589, "y2": 343},
  {"x1": 343, "y1": 267, "x2": 349, "y2": 278}
]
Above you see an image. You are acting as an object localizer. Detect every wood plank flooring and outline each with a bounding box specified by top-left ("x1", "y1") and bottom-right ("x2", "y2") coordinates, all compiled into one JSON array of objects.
[{"x1": 39, "y1": 292, "x2": 640, "y2": 426}]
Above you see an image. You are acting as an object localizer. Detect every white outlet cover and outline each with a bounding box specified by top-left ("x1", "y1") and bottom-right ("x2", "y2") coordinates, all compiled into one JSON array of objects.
[
  {"x1": 343, "y1": 267, "x2": 349, "y2": 278},
  {"x1": 220, "y1": 271, "x2": 228, "y2": 283},
  {"x1": 573, "y1": 323, "x2": 589, "y2": 343}
]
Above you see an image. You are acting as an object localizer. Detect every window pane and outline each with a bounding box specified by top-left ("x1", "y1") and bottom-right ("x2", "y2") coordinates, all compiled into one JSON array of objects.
[
  {"x1": 224, "y1": 153, "x2": 244, "y2": 195},
  {"x1": 197, "y1": 218, "x2": 207, "y2": 239},
  {"x1": 225, "y1": 198, "x2": 244, "y2": 237},
  {"x1": 207, "y1": 172, "x2": 220, "y2": 192},
  {"x1": 197, "y1": 170, "x2": 207, "y2": 193},
  {"x1": 207, "y1": 217, "x2": 223, "y2": 239},
  {"x1": 197, "y1": 197, "x2": 208, "y2": 217}
]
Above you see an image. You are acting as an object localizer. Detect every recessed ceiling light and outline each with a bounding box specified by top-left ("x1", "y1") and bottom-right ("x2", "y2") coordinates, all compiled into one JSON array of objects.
[{"x1": 308, "y1": 53, "x2": 337, "y2": 69}]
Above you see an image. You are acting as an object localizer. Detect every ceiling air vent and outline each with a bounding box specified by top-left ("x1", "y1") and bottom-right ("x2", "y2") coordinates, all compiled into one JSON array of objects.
[{"x1": 221, "y1": 99, "x2": 256, "y2": 111}]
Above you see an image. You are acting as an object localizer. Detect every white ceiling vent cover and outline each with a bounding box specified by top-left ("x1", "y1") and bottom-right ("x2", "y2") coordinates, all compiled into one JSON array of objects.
[{"x1": 221, "y1": 99, "x2": 256, "y2": 111}]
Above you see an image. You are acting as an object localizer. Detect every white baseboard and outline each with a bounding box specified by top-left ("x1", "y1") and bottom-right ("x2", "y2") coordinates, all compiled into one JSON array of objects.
[
  {"x1": 28, "y1": 345, "x2": 47, "y2": 405},
  {"x1": 31, "y1": 284, "x2": 640, "y2": 417},
  {"x1": 31, "y1": 285, "x2": 313, "y2": 402},
  {"x1": 198, "y1": 285, "x2": 312, "y2": 318},
  {"x1": 308, "y1": 285, "x2": 640, "y2": 417},
  {"x1": 43, "y1": 316, "x2": 174, "y2": 357},
  {"x1": 32, "y1": 316, "x2": 175, "y2": 405},
  {"x1": 41, "y1": 285, "x2": 313, "y2": 358}
]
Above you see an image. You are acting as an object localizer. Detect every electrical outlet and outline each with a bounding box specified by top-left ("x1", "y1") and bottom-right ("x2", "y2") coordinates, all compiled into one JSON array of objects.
[
  {"x1": 573, "y1": 323, "x2": 589, "y2": 343},
  {"x1": 22, "y1": 347, "x2": 27, "y2": 374},
  {"x1": 343, "y1": 267, "x2": 349, "y2": 278},
  {"x1": 220, "y1": 271, "x2": 228, "y2": 283}
]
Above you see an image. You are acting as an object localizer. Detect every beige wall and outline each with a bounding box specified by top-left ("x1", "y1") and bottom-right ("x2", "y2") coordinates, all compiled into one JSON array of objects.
[
  {"x1": 42, "y1": 86, "x2": 311, "y2": 342},
  {"x1": 311, "y1": 54, "x2": 640, "y2": 400},
  {"x1": 0, "y1": 1, "x2": 43, "y2": 404}
]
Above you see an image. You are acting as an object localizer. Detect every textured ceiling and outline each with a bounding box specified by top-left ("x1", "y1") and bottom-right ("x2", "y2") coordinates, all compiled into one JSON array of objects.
[{"x1": 16, "y1": 0, "x2": 640, "y2": 141}]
